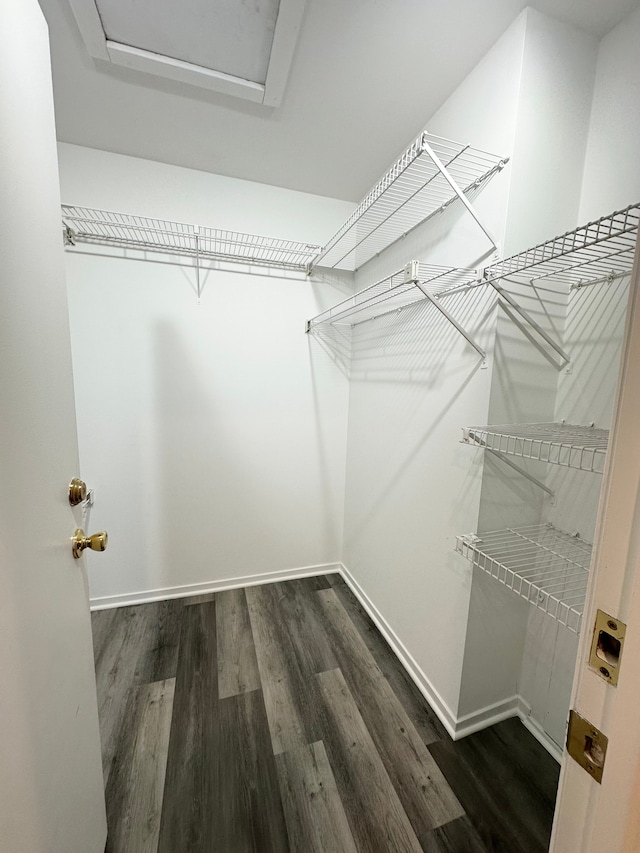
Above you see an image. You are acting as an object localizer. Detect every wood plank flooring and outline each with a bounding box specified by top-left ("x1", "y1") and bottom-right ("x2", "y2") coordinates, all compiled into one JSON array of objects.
[{"x1": 92, "y1": 574, "x2": 559, "y2": 852}]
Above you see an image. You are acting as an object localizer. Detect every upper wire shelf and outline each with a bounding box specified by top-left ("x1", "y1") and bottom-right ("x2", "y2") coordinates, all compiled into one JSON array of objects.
[
  {"x1": 307, "y1": 260, "x2": 487, "y2": 363},
  {"x1": 462, "y1": 422, "x2": 609, "y2": 474},
  {"x1": 484, "y1": 203, "x2": 640, "y2": 289},
  {"x1": 61, "y1": 205, "x2": 322, "y2": 272},
  {"x1": 311, "y1": 132, "x2": 507, "y2": 272},
  {"x1": 306, "y1": 262, "x2": 477, "y2": 331},
  {"x1": 456, "y1": 523, "x2": 592, "y2": 633}
]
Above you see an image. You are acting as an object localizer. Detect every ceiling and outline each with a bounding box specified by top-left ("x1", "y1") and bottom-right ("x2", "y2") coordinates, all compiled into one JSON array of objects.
[{"x1": 39, "y1": 0, "x2": 639, "y2": 202}]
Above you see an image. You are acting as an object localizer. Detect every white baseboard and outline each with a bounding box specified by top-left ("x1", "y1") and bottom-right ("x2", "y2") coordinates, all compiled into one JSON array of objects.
[
  {"x1": 89, "y1": 562, "x2": 342, "y2": 610},
  {"x1": 454, "y1": 695, "x2": 522, "y2": 739},
  {"x1": 338, "y1": 563, "x2": 459, "y2": 738},
  {"x1": 339, "y1": 562, "x2": 562, "y2": 763},
  {"x1": 518, "y1": 698, "x2": 564, "y2": 763}
]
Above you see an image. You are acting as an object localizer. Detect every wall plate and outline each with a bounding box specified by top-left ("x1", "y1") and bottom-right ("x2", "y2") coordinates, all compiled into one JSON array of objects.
[
  {"x1": 567, "y1": 710, "x2": 608, "y2": 784},
  {"x1": 588, "y1": 609, "x2": 626, "y2": 686}
]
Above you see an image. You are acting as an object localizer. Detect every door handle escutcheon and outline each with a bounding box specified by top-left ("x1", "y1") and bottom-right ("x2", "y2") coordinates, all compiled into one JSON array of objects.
[{"x1": 72, "y1": 529, "x2": 108, "y2": 559}]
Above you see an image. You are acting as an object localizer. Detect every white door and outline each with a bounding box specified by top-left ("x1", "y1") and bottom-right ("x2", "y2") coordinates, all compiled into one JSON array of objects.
[
  {"x1": 551, "y1": 239, "x2": 640, "y2": 851},
  {"x1": 0, "y1": 2, "x2": 107, "y2": 852}
]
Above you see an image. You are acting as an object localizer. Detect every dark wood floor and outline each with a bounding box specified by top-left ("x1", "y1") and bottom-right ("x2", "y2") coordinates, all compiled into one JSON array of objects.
[{"x1": 91, "y1": 574, "x2": 559, "y2": 852}]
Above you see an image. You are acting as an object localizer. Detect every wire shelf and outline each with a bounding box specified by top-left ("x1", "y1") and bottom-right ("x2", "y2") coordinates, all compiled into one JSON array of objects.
[
  {"x1": 306, "y1": 262, "x2": 477, "y2": 331},
  {"x1": 456, "y1": 524, "x2": 592, "y2": 633},
  {"x1": 462, "y1": 422, "x2": 609, "y2": 474},
  {"x1": 484, "y1": 203, "x2": 640, "y2": 288},
  {"x1": 61, "y1": 205, "x2": 322, "y2": 271},
  {"x1": 312, "y1": 132, "x2": 507, "y2": 271}
]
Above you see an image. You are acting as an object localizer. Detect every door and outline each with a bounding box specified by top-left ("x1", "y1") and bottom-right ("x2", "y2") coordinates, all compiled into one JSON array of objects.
[
  {"x1": 0, "y1": 2, "x2": 107, "y2": 852},
  {"x1": 550, "y1": 238, "x2": 640, "y2": 850}
]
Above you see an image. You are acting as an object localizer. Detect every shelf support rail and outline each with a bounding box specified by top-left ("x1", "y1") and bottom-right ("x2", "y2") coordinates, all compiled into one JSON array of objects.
[
  {"x1": 413, "y1": 279, "x2": 487, "y2": 364},
  {"x1": 421, "y1": 137, "x2": 500, "y2": 252},
  {"x1": 491, "y1": 283, "x2": 571, "y2": 367},
  {"x1": 195, "y1": 228, "x2": 201, "y2": 302}
]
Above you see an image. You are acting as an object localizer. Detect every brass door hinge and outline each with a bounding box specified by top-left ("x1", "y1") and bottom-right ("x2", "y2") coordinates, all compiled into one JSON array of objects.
[{"x1": 567, "y1": 710, "x2": 608, "y2": 784}]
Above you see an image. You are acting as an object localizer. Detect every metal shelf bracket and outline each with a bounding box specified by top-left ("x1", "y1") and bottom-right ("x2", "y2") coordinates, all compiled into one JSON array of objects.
[
  {"x1": 413, "y1": 278, "x2": 487, "y2": 364},
  {"x1": 420, "y1": 137, "x2": 500, "y2": 251},
  {"x1": 486, "y1": 448, "x2": 555, "y2": 499},
  {"x1": 493, "y1": 285, "x2": 571, "y2": 367}
]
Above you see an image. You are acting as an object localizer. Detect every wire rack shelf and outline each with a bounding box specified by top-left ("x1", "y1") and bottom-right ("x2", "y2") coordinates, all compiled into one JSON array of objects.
[
  {"x1": 484, "y1": 203, "x2": 640, "y2": 288},
  {"x1": 311, "y1": 132, "x2": 507, "y2": 271},
  {"x1": 61, "y1": 205, "x2": 322, "y2": 271},
  {"x1": 456, "y1": 523, "x2": 592, "y2": 633},
  {"x1": 306, "y1": 262, "x2": 477, "y2": 331},
  {"x1": 461, "y1": 422, "x2": 609, "y2": 474}
]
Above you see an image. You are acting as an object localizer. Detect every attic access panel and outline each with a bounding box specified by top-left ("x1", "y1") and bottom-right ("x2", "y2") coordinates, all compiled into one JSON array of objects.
[
  {"x1": 96, "y1": 0, "x2": 279, "y2": 84},
  {"x1": 66, "y1": 0, "x2": 306, "y2": 105}
]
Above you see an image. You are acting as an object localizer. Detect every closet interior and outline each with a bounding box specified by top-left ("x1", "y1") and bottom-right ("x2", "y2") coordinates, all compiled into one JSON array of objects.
[
  {"x1": 59, "y1": 5, "x2": 640, "y2": 777},
  {"x1": 63, "y1": 124, "x2": 640, "y2": 763}
]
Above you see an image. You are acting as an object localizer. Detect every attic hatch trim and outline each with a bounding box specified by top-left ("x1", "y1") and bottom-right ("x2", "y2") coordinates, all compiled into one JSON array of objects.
[{"x1": 65, "y1": 0, "x2": 307, "y2": 107}]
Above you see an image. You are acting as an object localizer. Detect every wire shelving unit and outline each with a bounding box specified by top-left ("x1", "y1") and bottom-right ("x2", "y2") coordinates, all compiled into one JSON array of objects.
[
  {"x1": 484, "y1": 203, "x2": 640, "y2": 289},
  {"x1": 461, "y1": 422, "x2": 609, "y2": 474},
  {"x1": 456, "y1": 523, "x2": 592, "y2": 633},
  {"x1": 307, "y1": 262, "x2": 474, "y2": 327},
  {"x1": 472, "y1": 203, "x2": 640, "y2": 368},
  {"x1": 306, "y1": 261, "x2": 486, "y2": 361},
  {"x1": 61, "y1": 205, "x2": 322, "y2": 272},
  {"x1": 311, "y1": 132, "x2": 507, "y2": 271}
]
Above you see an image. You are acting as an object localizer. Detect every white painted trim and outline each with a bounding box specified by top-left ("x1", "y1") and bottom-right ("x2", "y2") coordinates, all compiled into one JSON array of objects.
[
  {"x1": 340, "y1": 563, "x2": 563, "y2": 762},
  {"x1": 66, "y1": 0, "x2": 109, "y2": 60},
  {"x1": 550, "y1": 230, "x2": 640, "y2": 853},
  {"x1": 89, "y1": 562, "x2": 341, "y2": 610},
  {"x1": 105, "y1": 42, "x2": 265, "y2": 104},
  {"x1": 518, "y1": 699, "x2": 564, "y2": 764},
  {"x1": 262, "y1": 0, "x2": 307, "y2": 107},
  {"x1": 64, "y1": 0, "x2": 305, "y2": 105},
  {"x1": 454, "y1": 695, "x2": 521, "y2": 738}
]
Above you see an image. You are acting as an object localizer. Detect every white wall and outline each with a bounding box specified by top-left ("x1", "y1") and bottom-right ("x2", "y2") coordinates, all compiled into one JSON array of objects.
[
  {"x1": 514, "y1": 4, "x2": 640, "y2": 751},
  {"x1": 58, "y1": 0, "x2": 640, "y2": 750},
  {"x1": 59, "y1": 145, "x2": 354, "y2": 602},
  {"x1": 341, "y1": 13, "x2": 526, "y2": 723},
  {"x1": 579, "y1": 3, "x2": 640, "y2": 221},
  {"x1": 342, "y1": 7, "x2": 603, "y2": 733},
  {"x1": 504, "y1": 8, "x2": 598, "y2": 255},
  {"x1": 459, "y1": 12, "x2": 599, "y2": 746}
]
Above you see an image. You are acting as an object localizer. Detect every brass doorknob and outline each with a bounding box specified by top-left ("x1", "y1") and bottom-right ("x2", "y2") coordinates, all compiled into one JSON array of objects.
[
  {"x1": 72, "y1": 529, "x2": 108, "y2": 559},
  {"x1": 69, "y1": 478, "x2": 88, "y2": 506}
]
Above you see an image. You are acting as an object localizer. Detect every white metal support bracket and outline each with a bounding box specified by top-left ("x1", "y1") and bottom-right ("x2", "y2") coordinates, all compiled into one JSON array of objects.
[
  {"x1": 486, "y1": 448, "x2": 555, "y2": 499},
  {"x1": 195, "y1": 228, "x2": 202, "y2": 302},
  {"x1": 492, "y1": 283, "x2": 571, "y2": 368},
  {"x1": 414, "y1": 279, "x2": 487, "y2": 366},
  {"x1": 420, "y1": 136, "x2": 501, "y2": 251}
]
